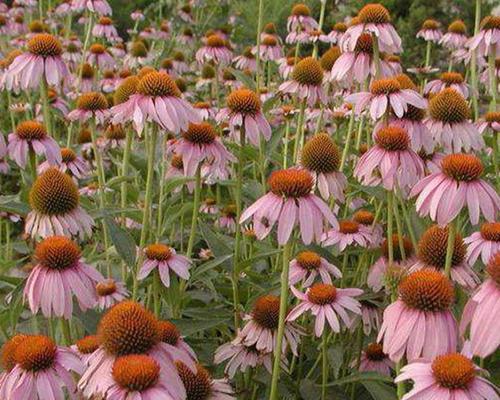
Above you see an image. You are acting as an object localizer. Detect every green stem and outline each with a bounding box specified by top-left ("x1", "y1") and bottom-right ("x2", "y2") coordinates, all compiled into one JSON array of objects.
[
  {"x1": 340, "y1": 112, "x2": 356, "y2": 172},
  {"x1": 470, "y1": 0, "x2": 481, "y2": 121},
  {"x1": 393, "y1": 198, "x2": 406, "y2": 260},
  {"x1": 232, "y1": 131, "x2": 246, "y2": 329},
  {"x1": 66, "y1": 122, "x2": 74, "y2": 148},
  {"x1": 387, "y1": 191, "x2": 394, "y2": 266},
  {"x1": 121, "y1": 129, "x2": 133, "y2": 225},
  {"x1": 488, "y1": 44, "x2": 497, "y2": 109},
  {"x1": 321, "y1": 331, "x2": 329, "y2": 400},
  {"x1": 133, "y1": 127, "x2": 158, "y2": 299},
  {"x1": 90, "y1": 120, "x2": 111, "y2": 275},
  {"x1": 292, "y1": 100, "x2": 307, "y2": 163},
  {"x1": 283, "y1": 120, "x2": 291, "y2": 168},
  {"x1": 77, "y1": 12, "x2": 94, "y2": 92},
  {"x1": 153, "y1": 270, "x2": 161, "y2": 317},
  {"x1": 269, "y1": 241, "x2": 292, "y2": 400},
  {"x1": 60, "y1": 319, "x2": 72, "y2": 345},
  {"x1": 444, "y1": 221, "x2": 456, "y2": 278},
  {"x1": 186, "y1": 165, "x2": 202, "y2": 258},
  {"x1": 40, "y1": 79, "x2": 53, "y2": 139},
  {"x1": 372, "y1": 34, "x2": 382, "y2": 79},
  {"x1": 313, "y1": 0, "x2": 327, "y2": 58},
  {"x1": 156, "y1": 136, "x2": 167, "y2": 240},
  {"x1": 254, "y1": 0, "x2": 264, "y2": 93}
]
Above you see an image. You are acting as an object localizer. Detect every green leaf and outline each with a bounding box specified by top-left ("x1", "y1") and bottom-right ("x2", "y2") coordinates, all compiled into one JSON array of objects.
[
  {"x1": 191, "y1": 255, "x2": 233, "y2": 279},
  {"x1": 362, "y1": 381, "x2": 397, "y2": 400},
  {"x1": 0, "y1": 201, "x2": 30, "y2": 216},
  {"x1": 228, "y1": 67, "x2": 256, "y2": 90},
  {"x1": 324, "y1": 372, "x2": 393, "y2": 387},
  {"x1": 170, "y1": 317, "x2": 230, "y2": 336},
  {"x1": 105, "y1": 218, "x2": 136, "y2": 266}
]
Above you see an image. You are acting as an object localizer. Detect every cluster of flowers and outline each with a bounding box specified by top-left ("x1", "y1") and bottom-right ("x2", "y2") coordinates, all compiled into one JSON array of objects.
[{"x1": 0, "y1": 0, "x2": 498, "y2": 399}]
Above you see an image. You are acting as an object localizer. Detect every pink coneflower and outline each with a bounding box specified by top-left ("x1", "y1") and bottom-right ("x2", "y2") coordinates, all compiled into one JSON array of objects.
[
  {"x1": 196, "y1": 34, "x2": 233, "y2": 65},
  {"x1": 87, "y1": 43, "x2": 115, "y2": 69},
  {"x1": 4, "y1": 33, "x2": 69, "y2": 90},
  {"x1": 460, "y1": 252, "x2": 500, "y2": 358},
  {"x1": 95, "y1": 278, "x2": 128, "y2": 310},
  {"x1": 464, "y1": 222, "x2": 500, "y2": 265},
  {"x1": 384, "y1": 54, "x2": 402, "y2": 75},
  {"x1": 72, "y1": 0, "x2": 112, "y2": 15},
  {"x1": 353, "y1": 209, "x2": 383, "y2": 247},
  {"x1": 1, "y1": 335, "x2": 83, "y2": 399},
  {"x1": 340, "y1": 4, "x2": 402, "y2": 53},
  {"x1": 78, "y1": 301, "x2": 190, "y2": 399},
  {"x1": 378, "y1": 269, "x2": 457, "y2": 362},
  {"x1": 239, "y1": 295, "x2": 301, "y2": 355},
  {"x1": 477, "y1": 111, "x2": 500, "y2": 134},
  {"x1": 130, "y1": 9, "x2": 145, "y2": 21},
  {"x1": 278, "y1": 56, "x2": 300, "y2": 79},
  {"x1": 100, "y1": 70, "x2": 118, "y2": 92},
  {"x1": 179, "y1": 27, "x2": 195, "y2": 45},
  {"x1": 288, "y1": 283, "x2": 362, "y2": 337},
  {"x1": 467, "y1": 15, "x2": 500, "y2": 57},
  {"x1": 439, "y1": 20, "x2": 468, "y2": 50},
  {"x1": 171, "y1": 51, "x2": 189, "y2": 74},
  {"x1": 158, "y1": 320, "x2": 197, "y2": 363},
  {"x1": 425, "y1": 71, "x2": 470, "y2": 98},
  {"x1": 255, "y1": 35, "x2": 283, "y2": 62},
  {"x1": 24, "y1": 236, "x2": 102, "y2": 319},
  {"x1": 25, "y1": 168, "x2": 94, "y2": 239},
  {"x1": 177, "y1": 362, "x2": 235, "y2": 400},
  {"x1": 323, "y1": 219, "x2": 374, "y2": 251},
  {"x1": 68, "y1": 92, "x2": 111, "y2": 125},
  {"x1": 178, "y1": 4, "x2": 193, "y2": 23},
  {"x1": 378, "y1": 74, "x2": 435, "y2": 153},
  {"x1": 324, "y1": 22, "x2": 347, "y2": 44},
  {"x1": 109, "y1": 42, "x2": 126, "y2": 59},
  {"x1": 300, "y1": 133, "x2": 346, "y2": 201},
  {"x1": 289, "y1": 250, "x2": 342, "y2": 287},
  {"x1": 124, "y1": 41, "x2": 151, "y2": 69},
  {"x1": 279, "y1": 57, "x2": 326, "y2": 107},
  {"x1": 139, "y1": 244, "x2": 191, "y2": 287},
  {"x1": 287, "y1": 4, "x2": 318, "y2": 34},
  {"x1": 354, "y1": 125, "x2": 425, "y2": 192},
  {"x1": 54, "y1": 0, "x2": 72, "y2": 16},
  {"x1": 217, "y1": 205, "x2": 237, "y2": 233},
  {"x1": 194, "y1": 101, "x2": 216, "y2": 121},
  {"x1": 92, "y1": 16, "x2": 119, "y2": 42},
  {"x1": 7, "y1": 120, "x2": 60, "y2": 169},
  {"x1": 72, "y1": 335, "x2": 101, "y2": 366},
  {"x1": 106, "y1": 354, "x2": 183, "y2": 400},
  {"x1": 240, "y1": 168, "x2": 338, "y2": 245},
  {"x1": 410, "y1": 153, "x2": 500, "y2": 225},
  {"x1": 356, "y1": 343, "x2": 393, "y2": 376},
  {"x1": 112, "y1": 71, "x2": 200, "y2": 135},
  {"x1": 351, "y1": 300, "x2": 383, "y2": 335},
  {"x1": 214, "y1": 338, "x2": 274, "y2": 378},
  {"x1": 419, "y1": 150, "x2": 445, "y2": 174},
  {"x1": 410, "y1": 225, "x2": 479, "y2": 290},
  {"x1": 346, "y1": 77, "x2": 426, "y2": 121},
  {"x1": 331, "y1": 33, "x2": 377, "y2": 84},
  {"x1": 77, "y1": 63, "x2": 95, "y2": 92},
  {"x1": 318, "y1": 46, "x2": 341, "y2": 82},
  {"x1": 101, "y1": 123, "x2": 126, "y2": 149},
  {"x1": 367, "y1": 235, "x2": 416, "y2": 293},
  {"x1": 417, "y1": 19, "x2": 442, "y2": 42},
  {"x1": 172, "y1": 122, "x2": 235, "y2": 177},
  {"x1": 216, "y1": 88, "x2": 271, "y2": 146},
  {"x1": 233, "y1": 47, "x2": 256, "y2": 71},
  {"x1": 395, "y1": 352, "x2": 498, "y2": 400},
  {"x1": 38, "y1": 147, "x2": 89, "y2": 179},
  {"x1": 200, "y1": 198, "x2": 218, "y2": 214}
]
